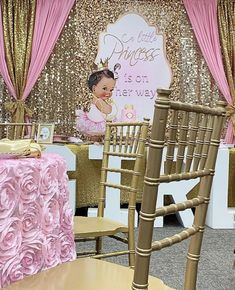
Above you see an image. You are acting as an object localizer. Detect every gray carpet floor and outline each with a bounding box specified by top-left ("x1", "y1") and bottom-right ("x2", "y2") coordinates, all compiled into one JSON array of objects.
[{"x1": 76, "y1": 218, "x2": 235, "y2": 290}]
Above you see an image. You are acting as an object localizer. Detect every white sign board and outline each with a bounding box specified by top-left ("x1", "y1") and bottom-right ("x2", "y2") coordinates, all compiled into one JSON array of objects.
[{"x1": 95, "y1": 13, "x2": 172, "y2": 122}]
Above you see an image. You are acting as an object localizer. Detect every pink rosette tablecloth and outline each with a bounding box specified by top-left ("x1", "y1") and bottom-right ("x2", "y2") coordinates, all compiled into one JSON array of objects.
[{"x1": 0, "y1": 153, "x2": 76, "y2": 289}]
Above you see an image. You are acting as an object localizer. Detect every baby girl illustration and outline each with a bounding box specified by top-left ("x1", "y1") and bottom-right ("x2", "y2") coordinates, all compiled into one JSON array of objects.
[{"x1": 76, "y1": 61, "x2": 118, "y2": 137}]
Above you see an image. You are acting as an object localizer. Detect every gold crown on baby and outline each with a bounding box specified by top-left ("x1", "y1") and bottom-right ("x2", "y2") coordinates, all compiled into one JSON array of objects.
[{"x1": 93, "y1": 58, "x2": 109, "y2": 71}]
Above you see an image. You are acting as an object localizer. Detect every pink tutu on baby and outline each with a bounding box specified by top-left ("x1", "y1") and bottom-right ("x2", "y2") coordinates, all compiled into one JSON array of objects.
[{"x1": 76, "y1": 109, "x2": 106, "y2": 136}]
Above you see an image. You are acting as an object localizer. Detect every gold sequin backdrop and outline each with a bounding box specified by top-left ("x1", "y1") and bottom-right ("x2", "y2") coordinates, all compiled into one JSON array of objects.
[{"x1": 0, "y1": 0, "x2": 220, "y2": 136}]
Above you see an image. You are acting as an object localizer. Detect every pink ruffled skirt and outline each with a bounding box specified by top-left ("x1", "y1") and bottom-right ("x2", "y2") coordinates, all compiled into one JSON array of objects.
[{"x1": 76, "y1": 110, "x2": 106, "y2": 136}]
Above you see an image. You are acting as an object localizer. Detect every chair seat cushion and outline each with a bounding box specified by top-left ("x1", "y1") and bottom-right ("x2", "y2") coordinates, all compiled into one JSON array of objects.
[
  {"x1": 4, "y1": 258, "x2": 174, "y2": 290},
  {"x1": 74, "y1": 216, "x2": 129, "y2": 238}
]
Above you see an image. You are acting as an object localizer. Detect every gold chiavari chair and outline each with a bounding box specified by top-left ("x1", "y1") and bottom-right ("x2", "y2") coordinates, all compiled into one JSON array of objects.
[
  {"x1": 73, "y1": 119, "x2": 149, "y2": 267},
  {"x1": 132, "y1": 89, "x2": 226, "y2": 290},
  {"x1": 3, "y1": 89, "x2": 226, "y2": 290},
  {"x1": 0, "y1": 122, "x2": 36, "y2": 140}
]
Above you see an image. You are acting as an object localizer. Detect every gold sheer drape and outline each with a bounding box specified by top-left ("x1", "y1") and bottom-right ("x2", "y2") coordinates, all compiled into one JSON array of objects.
[
  {"x1": 218, "y1": 0, "x2": 235, "y2": 207},
  {"x1": 1, "y1": 0, "x2": 36, "y2": 123}
]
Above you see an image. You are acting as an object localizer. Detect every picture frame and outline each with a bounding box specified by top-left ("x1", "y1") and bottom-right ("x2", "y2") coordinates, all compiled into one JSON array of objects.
[{"x1": 37, "y1": 123, "x2": 55, "y2": 144}]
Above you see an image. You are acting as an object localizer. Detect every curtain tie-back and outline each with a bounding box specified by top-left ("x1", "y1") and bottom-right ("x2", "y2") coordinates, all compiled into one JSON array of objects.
[
  {"x1": 5, "y1": 100, "x2": 33, "y2": 123},
  {"x1": 226, "y1": 104, "x2": 235, "y2": 117},
  {"x1": 226, "y1": 104, "x2": 235, "y2": 135}
]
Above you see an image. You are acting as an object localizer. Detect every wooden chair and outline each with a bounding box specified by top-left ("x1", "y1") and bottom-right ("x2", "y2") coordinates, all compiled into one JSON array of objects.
[
  {"x1": 74, "y1": 119, "x2": 149, "y2": 267},
  {"x1": 3, "y1": 89, "x2": 226, "y2": 290},
  {"x1": 0, "y1": 122, "x2": 36, "y2": 140}
]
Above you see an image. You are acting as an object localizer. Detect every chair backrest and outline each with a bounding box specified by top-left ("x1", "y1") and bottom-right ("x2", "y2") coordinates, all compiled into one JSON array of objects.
[
  {"x1": 98, "y1": 119, "x2": 149, "y2": 216},
  {"x1": 97, "y1": 120, "x2": 149, "y2": 262},
  {"x1": 133, "y1": 89, "x2": 226, "y2": 290},
  {"x1": 0, "y1": 122, "x2": 36, "y2": 140}
]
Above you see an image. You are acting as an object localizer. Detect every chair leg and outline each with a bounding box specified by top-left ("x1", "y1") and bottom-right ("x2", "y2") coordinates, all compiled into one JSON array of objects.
[
  {"x1": 128, "y1": 233, "x2": 135, "y2": 268},
  {"x1": 129, "y1": 249, "x2": 135, "y2": 268},
  {"x1": 184, "y1": 230, "x2": 204, "y2": 290},
  {"x1": 233, "y1": 249, "x2": 235, "y2": 269},
  {"x1": 95, "y1": 237, "x2": 102, "y2": 254}
]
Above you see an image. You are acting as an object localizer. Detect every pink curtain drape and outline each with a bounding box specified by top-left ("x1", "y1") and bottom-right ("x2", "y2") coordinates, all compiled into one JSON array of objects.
[
  {"x1": 22, "y1": 0, "x2": 75, "y2": 100},
  {"x1": 0, "y1": 0, "x2": 75, "y2": 104},
  {"x1": 0, "y1": 7, "x2": 16, "y2": 99},
  {"x1": 183, "y1": 0, "x2": 234, "y2": 143}
]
